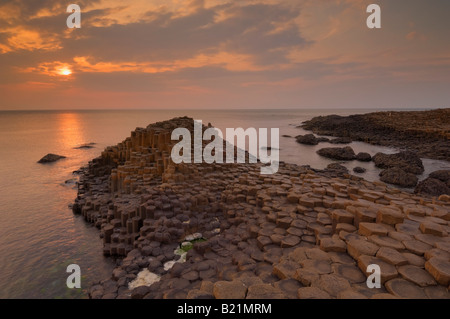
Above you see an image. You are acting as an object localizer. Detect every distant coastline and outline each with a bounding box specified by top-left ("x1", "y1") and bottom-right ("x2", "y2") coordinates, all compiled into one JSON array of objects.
[{"x1": 301, "y1": 108, "x2": 450, "y2": 162}]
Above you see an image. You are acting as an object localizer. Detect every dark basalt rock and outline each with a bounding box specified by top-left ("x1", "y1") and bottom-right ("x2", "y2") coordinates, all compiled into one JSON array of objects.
[
  {"x1": 379, "y1": 168, "x2": 418, "y2": 188},
  {"x1": 414, "y1": 170, "x2": 450, "y2": 196},
  {"x1": 296, "y1": 134, "x2": 320, "y2": 145},
  {"x1": 317, "y1": 146, "x2": 356, "y2": 161},
  {"x1": 37, "y1": 153, "x2": 66, "y2": 163},
  {"x1": 372, "y1": 151, "x2": 424, "y2": 175},
  {"x1": 414, "y1": 178, "x2": 450, "y2": 197},
  {"x1": 356, "y1": 152, "x2": 372, "y2": 162},
  {"x1": 353, "y1": 167, "x2": 366, "y2": 174},
  {"x1": 329, "y1": 137, "x2": 352, "y2": 144}
]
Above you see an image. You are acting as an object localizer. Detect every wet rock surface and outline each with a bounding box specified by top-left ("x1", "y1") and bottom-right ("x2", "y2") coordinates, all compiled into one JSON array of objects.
[
  {"x1": 74, "y1": 117, "x2": 450, "y2": 299},
  {"x1": 316, "y1": 147, "x2": 356, "y2": 161},
  {"x1": 38, "y1": 153, "x2": 66, "y2": 163}
]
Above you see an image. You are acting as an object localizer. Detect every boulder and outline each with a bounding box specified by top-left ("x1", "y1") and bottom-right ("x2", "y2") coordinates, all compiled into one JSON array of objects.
[
  {"x1": 372, "y1": 151, "x2": 424, "y2": 175},
  {"x1": 414, "y1": 178, "x2": 450, "y2": 196},
  {"x1": 353, "y1": 167, "x2": 366, "y2": 174},
  {"x1": 356, "y1": 152, "x2": 372, "y2": 162},
  {"x1": 379, "y1": 168, "x2": 418, "y2": 188},
  {"x1": 317, "y1": 147, "x2": 356, "y2": 161},
  {"x1": 74, "y1": 143, "x2": 96, "y2": 149},
  {"x1": 326, "y1": 163, "x2": 349, "y2": 174},
  {"x1": 37, "y1": 153, "x2": 66, "y2": 163},
  {"x1": 296, "y1": 134, "x2": 320, "y2": 145},
  {"x1": 429, "y1": 170, "x2": 450, "y2": 186}
]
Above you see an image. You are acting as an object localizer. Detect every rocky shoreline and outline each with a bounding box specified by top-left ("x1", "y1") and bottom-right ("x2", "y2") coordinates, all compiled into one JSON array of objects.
[
  {"x1": 301, "y1": 109, "x2": 450, "y2": 162},
  {"x1": 73, "y1": 117, "x2": 450, "y2": 299}
]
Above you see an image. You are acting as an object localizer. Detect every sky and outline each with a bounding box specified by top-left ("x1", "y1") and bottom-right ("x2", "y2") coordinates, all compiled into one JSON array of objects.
[{"x1": 0, "y1": 0, "x2": 449, "y2": 110}]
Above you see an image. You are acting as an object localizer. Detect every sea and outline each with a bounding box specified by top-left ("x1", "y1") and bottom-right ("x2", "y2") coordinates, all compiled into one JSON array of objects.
[{"x1": 0, "y1": 108, "x2": 448, "y2": 298}]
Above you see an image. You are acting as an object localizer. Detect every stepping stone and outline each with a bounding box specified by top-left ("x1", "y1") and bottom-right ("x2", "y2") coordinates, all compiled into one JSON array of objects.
[
  {"x1": 272, "y1": 261, "x2": 298, "y2": 280},
  {"x1": 277, "y1": 217, "x2": 293, "y2": 229},
  {"x1": 294, "y1": 268, "x2": 320, "y2": 286},
  {"x1": 288, "y1": 247, "x2": 308, "y2": 263},
  {"x1": 336, "y1": 223, "x2": 357, "y2": 233},
  {"x1": 332, "y1": 263, "x2": 366, "y2": 284},
  {"x1": 320, "y1": 237, "x2": 347, "y2": 253},
  {"x1": 376, "y1": 247, "x2": 408, "y2": 266},
  {"x1": 300, "y1": 259, "x2": 332, "y2": 275},
  {"x1": 398, "y1": 265, "x2": 437, "y2": 287},
  {"x1": 357, "y1": 255, "x2": 398, "y2": 284},
  {"x1": 436, "y1": 242, "x2": 450, "y2": 253},
  {"x1": 287, "y1": 227, "x2": 304, "y2": 237},
  {"x1": 314, "y1": 274, "x2": 351, "y2": 297},
  {"x1": 354, "y1": 208, "x2": 377, "y2": 226},
  {"x1": 186, "y1": 289, "x2": 214, "y2": 299},
  {"x1": 359, "y1": 222, "x2": 388, "y2": 236},
  {"x1": 424, "y1": 285, "x2": 450, "y2": 299},
  {"x1": 213, "y1": 281, "x2": 247, "y2": 299},
  {"x1": 281, "y1": 235, "x2": 301, "y2": 248},
  {"x1": 347, "y1": 238, "x2": 380, "y2": 259},
  {"x1": 414, "y1": 233, "x2": 446, "y2": 247},
  {"x1": 403, "y1": 240, "x2": 432, "y2": 256},
  {"x1": 402, "y1": 252, "x2": 425, "y2": 267},
  {"x1": 425, "y1": 257, "x2": 450, "y2": 286},
  {"x1": 291, "y1": 219, "x2": 307, "y2": 229},
  {"x1": 270, "y1": 234, "x2": 284, "y2": 246},
  {"x1": 420, "y1": 221, "x2": 448, "y2": 237},
  {"x1": 377, "y1": 208, "x2": 404, "y2": 225},
  {"x1": 273, "y1": 279, "x2": 302, "y2": 299},
  {"x1": 424, "y1": 248, "x2": 450, "y2": 261},
  {"x1": 385, "y1": 278, "x2": 428, "y2": 299},
  {"x1": 246, "y1": 284, "x2": 285, "y2": 299},
  {"x1": 332, "y1": 209, "x2": 354, "y2": 225},
  {"x1": 368, "y1": 235, "x2": 405, "y2": 250},
  {"x1": 328, "y1": 252, "x2": 356, "y2": 265},
  {"x1": 395, "y1": 223, "x2": 421, "y2": 235},
  {"x1": 305, "y1": 247, "x2": 332, "y2": 261},
  {"x1": 388, "y1": 231, "x2": 412, "y2": 242},
  {"x1": 297, "y1": 287, "x2": 331, "y2": 299},
  {"x1": 257, "y1": 236, "x2": 272, "y2": 249}
]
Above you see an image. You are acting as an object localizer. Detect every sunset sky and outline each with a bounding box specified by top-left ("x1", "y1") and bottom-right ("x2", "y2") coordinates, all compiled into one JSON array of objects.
[{"x1": 1, "y1": 0, "x2": 449, "y2": 110}]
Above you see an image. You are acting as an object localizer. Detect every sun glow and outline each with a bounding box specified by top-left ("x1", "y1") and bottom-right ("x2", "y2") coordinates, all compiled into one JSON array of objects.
[{"x1": 59, "y1": 68, "x2": 72, "y2": 76}]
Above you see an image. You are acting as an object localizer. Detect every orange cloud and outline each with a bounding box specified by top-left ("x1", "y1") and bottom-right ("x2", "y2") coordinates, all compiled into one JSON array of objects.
[{"x1": 0, "y1": 27, "x2": 61, "y2": 53}]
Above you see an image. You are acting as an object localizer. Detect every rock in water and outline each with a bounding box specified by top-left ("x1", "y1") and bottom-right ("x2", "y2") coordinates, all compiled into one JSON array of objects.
[
  {"x1": 37, "y1": 153, "x2": 66, "y2": 163},
  {"x1": 415, "y1": 178, "x2": 450, "y2": 197},
  {"x1": 353, "y1": 167, "x2": 366, "y2": 174},
  {"x1": 372, "y1": 151, "x2": 424, "y2": 175},
  {"x1": 379, "y1": 168, "x2": 418, "y2": 188},
  {"x1": 429, "y1": 170, "x2": 450, "y2": 187},
  {"x1": 329, "y1": 137, "x2": 352, "y2": 144},
  {"x1": 74, "y1": 143, "x2": 96, "y2": 149},
  {"x1": 316, "y1": 147, "x2": 356, "y2": 161},
  {"x1": 356, "y1": 152, "x2": 372, "y2": 162},
  {"x1": 296, "y1": 134, "x2": 320, "y2": 145}
]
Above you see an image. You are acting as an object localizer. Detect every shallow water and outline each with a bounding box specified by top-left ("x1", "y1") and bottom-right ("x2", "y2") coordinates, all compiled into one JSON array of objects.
[{"x1": 0, "y1": 108, "x2": 447, "y2": 298}]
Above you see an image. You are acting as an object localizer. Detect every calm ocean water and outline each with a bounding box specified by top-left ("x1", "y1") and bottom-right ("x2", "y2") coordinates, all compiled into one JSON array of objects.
[{"x1": 0, "y1": 109, "x2": 448, "y2": 298}]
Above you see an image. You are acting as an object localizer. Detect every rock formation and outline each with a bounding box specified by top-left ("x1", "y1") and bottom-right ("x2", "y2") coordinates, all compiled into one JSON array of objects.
[
  {"x1": 38, "y1": 153, "x2": 66, "y2": 163},
  {"x1": 72, "y1": 117, "x2": 450, "y2": 300}
]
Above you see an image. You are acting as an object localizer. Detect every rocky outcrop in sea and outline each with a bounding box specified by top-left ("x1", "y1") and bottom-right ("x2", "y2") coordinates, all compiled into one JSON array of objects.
[{"x1": 73, "y1": 117, "x2": 450, "y2": 299}]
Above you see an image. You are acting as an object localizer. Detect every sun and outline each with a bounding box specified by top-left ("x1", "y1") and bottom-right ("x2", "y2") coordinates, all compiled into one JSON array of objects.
[{"x1": 59, "y1": 68, "x2": 72, "y2": 76}]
